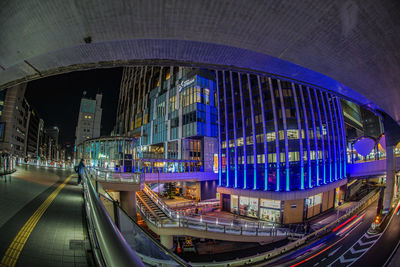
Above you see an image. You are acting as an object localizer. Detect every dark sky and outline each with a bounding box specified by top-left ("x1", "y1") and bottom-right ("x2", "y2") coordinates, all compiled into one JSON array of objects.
[{"x1": 25, "y1": 68, "x2": 123, "y2": 145}]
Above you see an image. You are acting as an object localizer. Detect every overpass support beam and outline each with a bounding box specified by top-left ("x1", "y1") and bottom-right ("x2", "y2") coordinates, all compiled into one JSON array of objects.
[
  {"x1": 120, "y1": 191, "x2": 137, "y2": 220},
  {"x1": 160, "y1": 235, "x2": 174, "y2": 250},
  {"x1": 382, "y1": 113, "x2": 400, "y2": 213},
  {"x1": 383, "y1": 144, "x2": 395, "y2": 213}
]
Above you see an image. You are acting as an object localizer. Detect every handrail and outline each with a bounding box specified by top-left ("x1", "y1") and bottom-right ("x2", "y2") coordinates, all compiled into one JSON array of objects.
[
  {"x1": 142, "y1": 184, "x2": 283, "y2": 233},
  {"x1": 83, "y1": 168, "x2": 145, "y2": 267},
  {"x1": 136, "y1": 192, "x2": 169, "y2": 222},
  {"x1": 88, "y1": 167, "x2": 143, "y2": 184},
  {"x1": 139, "y1": 185, "x2": 289, "y2": 237}
]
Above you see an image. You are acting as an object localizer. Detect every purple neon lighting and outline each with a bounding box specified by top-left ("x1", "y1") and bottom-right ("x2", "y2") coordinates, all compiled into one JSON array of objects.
[
  {"x1": 332, "y1": 95, "x2": 342, "y2": 179},
  {"x1": 216, "y1": 71, "x2": 222, "y2": 186},
  {"x1": 269, "y1": 77, "x2": 280, "y2": 191},
  {"x1": 326, "y1": 93, "x2": 337, "y2": 181},
  {"x1": 239, "y1": 73, "x2": 247, "y2": 189},
  {"x1": 229, "y1": 72, "x2": 238, "y2": 188},
  {"x1": 320, "y1": 91, "x2": 332, "y2": 183},
  {"x1": 257, "y1": 76, "x2": 269, "y2": 191},
  {"x1": 314, "y1": 88, "x2": 326, "y2": 184},
  {"x1": 307, "y1": 87, "x2": 319, "y2": 186},
  {"x1": 299, "y1": 85, "x2": 312, "y2": 188},
  {"x1": 292, "y1": 83, "x2": 304, "y2": 189}
]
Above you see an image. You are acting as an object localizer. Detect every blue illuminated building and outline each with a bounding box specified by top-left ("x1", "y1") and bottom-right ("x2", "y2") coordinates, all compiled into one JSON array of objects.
[
  {"x1": 114, "y1": 66, "x2": 349, "y2": 224},
  {"x1": 216, "y1": 71, "x2": 347, "y2": 224}
]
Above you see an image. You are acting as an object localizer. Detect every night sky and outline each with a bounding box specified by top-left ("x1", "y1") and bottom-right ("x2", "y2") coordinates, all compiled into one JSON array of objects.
[{"x1": 25, "y1": 68, "x2": 123, "y2": 145}]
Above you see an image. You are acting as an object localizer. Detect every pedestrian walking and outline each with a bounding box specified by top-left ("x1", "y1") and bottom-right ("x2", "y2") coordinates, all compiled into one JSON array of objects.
[{"x1": 75, "y1": 159, "x2": 85, "y2": 185}]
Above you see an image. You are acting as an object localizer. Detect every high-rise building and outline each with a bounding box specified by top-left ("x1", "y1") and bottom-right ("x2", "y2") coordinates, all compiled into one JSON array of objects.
[
  {"x1": 0, "y1": 84, "x2": 30, "y2": 158},
  {"x1": 215, "y1": 71, "x2": 347, "y2": 224},
  {"x1": 115, "y1": 67, "x2": 218, "y2": 172},
  {"x1": 46, "y1": 126, "x2": 60, "y2": 145},
  {"x1": 75, "y1": 93, "x2": 102, "y2": 146},
  {"x1": 25, "y1": 107, "x2": 41, "y2": 159}
]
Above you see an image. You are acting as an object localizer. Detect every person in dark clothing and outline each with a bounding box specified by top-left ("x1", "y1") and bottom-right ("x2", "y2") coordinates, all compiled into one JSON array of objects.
[{"x1": 76, "y1": 159, "x2": 85, "y2": 184}]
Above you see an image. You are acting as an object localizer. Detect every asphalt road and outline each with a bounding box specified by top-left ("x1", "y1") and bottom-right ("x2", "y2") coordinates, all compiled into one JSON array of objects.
[{"x1": 268, "y1": 200, "x2": 379, "y2": 267}]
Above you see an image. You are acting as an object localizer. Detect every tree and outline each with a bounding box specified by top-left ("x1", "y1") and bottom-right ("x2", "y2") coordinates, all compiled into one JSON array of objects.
[{"x1": 163, "y1": 182, "x2": 177, "y2": 199}]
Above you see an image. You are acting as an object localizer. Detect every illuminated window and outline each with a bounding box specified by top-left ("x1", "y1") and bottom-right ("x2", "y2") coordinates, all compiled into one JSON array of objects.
[
  {"x1": 236, "y1": 137, "x2": 243, "y2": 146},
  {"x1": 288, "y1": 152, "x2": 300, "y2": 162},
  {"x1": 268, "y1": 153, "x2": 277, "y2": 163},
  {"x1": 221, "y1": 141, "x2": 226, "y2": 149},
  {"x1": 278, "y1": 130, "x2": 285, "y2": 140},
  {"x1": 257, "y1": 154, "x2": 265, "y2": 163},
  {"x1": 245, "y1": 136, "x2": 253, "y2": 145},
  {"x1": 229, "y1": 140, "x2": 235, "y2": 148},
  {"x1": 287, "y1": 129, "x2": 299, "y2": 139},
  {"x1": 266, "y1": 132, "x2": 275, "y2": 142}
]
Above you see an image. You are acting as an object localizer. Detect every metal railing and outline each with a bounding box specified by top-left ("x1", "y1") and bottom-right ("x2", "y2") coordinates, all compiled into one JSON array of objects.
[
  {"x1": 85, "y1": 168, "x2": 190, "y2": 267},
  {"x1": 83, "y1": 168, "x2": 145, "y2": 267},
  {"x1": 139, "y1": 184, "x2": 289, "y2": 237},
  {"x1": 88, "y1": 167, "x2": 143, "y2": 184}
]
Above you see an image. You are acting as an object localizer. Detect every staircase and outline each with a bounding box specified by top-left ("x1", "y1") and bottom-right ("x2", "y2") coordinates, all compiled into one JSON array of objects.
[{"x1": 136, "y1": 191, "x2": 170, "y2": 223}]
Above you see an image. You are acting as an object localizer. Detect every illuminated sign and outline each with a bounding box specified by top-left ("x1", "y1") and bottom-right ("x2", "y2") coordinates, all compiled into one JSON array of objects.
[
  {"x1": 178, "y1": 78, "x2": 195, "y2": 92},
  {"x1": 213, "y1": 153, "x2": 218, "y2": 173}
]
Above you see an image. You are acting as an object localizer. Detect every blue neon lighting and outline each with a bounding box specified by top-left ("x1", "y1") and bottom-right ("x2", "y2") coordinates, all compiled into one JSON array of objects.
[
  {"x1": 286, "y1": 167, "x2": 290, "y2": 191},
  {"x1": 276, "y1": 168, "x2": 280, "y2": 191},
  {"x1": 301, "y1": 167, "x2": 304, "y2": 189},
  {"x1": 332, "y1": 96, "x2": 342, "y2": 179}
]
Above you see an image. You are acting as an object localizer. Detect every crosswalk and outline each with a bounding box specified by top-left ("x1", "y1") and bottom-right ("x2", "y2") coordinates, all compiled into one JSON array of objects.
[{"x1": 328, "y1": 232, "x2": 381, "y2": 267}]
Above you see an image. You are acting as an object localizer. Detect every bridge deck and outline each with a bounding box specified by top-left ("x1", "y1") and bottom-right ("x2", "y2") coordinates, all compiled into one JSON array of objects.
[{"x1": 0, "y1": 165, "x2": 92, "y2": 267}]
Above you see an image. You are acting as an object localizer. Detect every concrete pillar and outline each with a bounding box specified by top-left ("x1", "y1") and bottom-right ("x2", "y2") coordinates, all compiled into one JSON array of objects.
[
  {"x1": 120, "y1": 191, "x2": 137, "y2": 219},
  {"x1": 383, "y1": 144, "x2": 395, "y2": 213},
  {"x1": 381, "y1": 112, "x2": 400, "y2": 213},
  {"x1": 160, "y1": 235, "x2": 174, "y2": 250}
]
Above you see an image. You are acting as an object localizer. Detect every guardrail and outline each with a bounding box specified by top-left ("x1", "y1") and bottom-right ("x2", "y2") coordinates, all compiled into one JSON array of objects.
[
  {"x1": 83, "y1": 169, "x2": 145, "y2": 267},
  {"x1": 87, "y1": 167, "x2": 143, "y2": 184},
  {"x1": 85, "y1": 168, "x2": 190, "y2": 267},
  {"x1": 190, "y1": 188, "x2": 380, "y2": 267},
  {"x1": 139, "y1": 184, "x2": 289, "y2": 237}
]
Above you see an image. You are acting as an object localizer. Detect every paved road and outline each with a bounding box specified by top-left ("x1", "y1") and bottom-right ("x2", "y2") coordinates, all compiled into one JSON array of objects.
[
  {"x1": 269, "y1": 199, "x2": 379, "y2": 267},
  {"x1": 0, "y1": 165, "x2": 93, "y2": 267}
]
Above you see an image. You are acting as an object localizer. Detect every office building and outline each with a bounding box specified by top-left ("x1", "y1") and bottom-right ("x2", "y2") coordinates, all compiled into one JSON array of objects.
[
  {"x1": 75, "y1": 93, "x2": 102, "y2": 146},
  {"x1": 0, "y1": 84, "x2": 30, "y2": 158}
]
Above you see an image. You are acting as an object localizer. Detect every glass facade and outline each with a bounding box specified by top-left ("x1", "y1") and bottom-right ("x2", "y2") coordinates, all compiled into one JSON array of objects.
[
  {"x1": 216, "y1": 71, "x2": 346, "y2": 192},
  {"x1": 115, "y1": 67, "x2": 218, "y2": 171}
]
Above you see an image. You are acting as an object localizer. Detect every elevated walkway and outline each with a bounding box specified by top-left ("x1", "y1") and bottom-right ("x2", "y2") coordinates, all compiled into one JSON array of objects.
[
  {"x1": 143, "y1": 171, "x2": 218, "y2": 183},
  {"x1": 0, "y1": 165, "x2": 92, "y2": 266},
  {"x1": 348, "y1": 156, "x2": 400, "y2": 177},
  {"x1": 136, "y1": 185, "x2": 292, "y2": 243}
]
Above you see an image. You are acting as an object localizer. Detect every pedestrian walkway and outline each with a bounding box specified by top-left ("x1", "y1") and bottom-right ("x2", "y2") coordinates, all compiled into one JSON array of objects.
[{"x1": 0, "y1": 165, "x2": 93, "y2": 267}]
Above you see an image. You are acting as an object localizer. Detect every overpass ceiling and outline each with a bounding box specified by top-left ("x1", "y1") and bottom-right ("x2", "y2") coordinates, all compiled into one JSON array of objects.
[{"x1": 1, "y1": 0, "x2": 400, "y2": 122}]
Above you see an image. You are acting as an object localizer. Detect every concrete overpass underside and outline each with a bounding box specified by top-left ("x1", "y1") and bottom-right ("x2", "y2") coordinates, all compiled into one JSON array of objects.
[{"x1": 1, "y1": 0, "x2": 400, "y2": 124}]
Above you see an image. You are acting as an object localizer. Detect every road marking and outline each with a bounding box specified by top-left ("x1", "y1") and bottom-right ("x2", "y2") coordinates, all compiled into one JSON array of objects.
[
  {"x1": 327, "y1": 232, "x2": 381, "y2": 267},
  {"x1": 0, "y1": 175, "x2": 73, "y2": 267},
  {"x1": 322, "y1": 258, "x2": 326, "y2": 261},
  {"x1": 328, "y1": 246, "x2": 342, "y2": 257}
]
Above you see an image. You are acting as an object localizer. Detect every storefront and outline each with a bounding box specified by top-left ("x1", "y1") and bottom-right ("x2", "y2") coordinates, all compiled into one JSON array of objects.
[
  {"x1": 259, "y1": 199, "x2": 281, "y2": 223},
  {"x1": 228, "y1": 195, "x2": 281, "y2": 222},
  {"x1": 238, "y1": 196, "x2": 259, "y2": 218}
]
